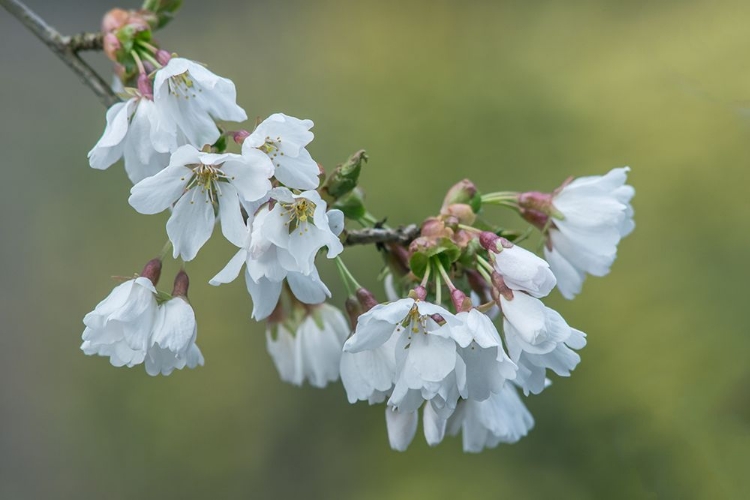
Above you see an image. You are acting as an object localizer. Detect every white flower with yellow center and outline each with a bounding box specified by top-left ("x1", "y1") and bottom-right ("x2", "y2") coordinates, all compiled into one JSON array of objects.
[
  {"x1": 129, "y1": 144, "x2": 274, "y2": 261},
  {"x1": 210, "y1": 191, "x2": 344, "y2": 319},
  {"x1": 153, "y1": 57, "x2": 247, "y2": 148},
  {"x1": 243, "y1": 113, "x2": 320, "y2": 190}
]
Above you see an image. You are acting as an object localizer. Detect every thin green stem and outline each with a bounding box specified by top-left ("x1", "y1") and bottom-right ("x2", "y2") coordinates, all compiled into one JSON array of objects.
[
  {"x1": 476, "y1": 254, "x2": 495, "y2": 273},
  {"x1": 335, "y1": 256, "x2": 362, "y2": 294},
  {"x1": 457, "y1": 224, "x2": 481, "y2": 234},
  {"x1": 131, "y1": 50, "x2": 146, "y2": 74},
  {"x1": 158, "y1": 240, "x2": 172, "y2": 259},
  {"x1": 420, "y1": 261, "x2": 432, "y2": 288},
  {"x1": 435, "y1": 270, "x2": 442, "y2": 305},
  {"x1": 434, "y1": 259, "x2": 456, "y2": 291},
  {"x1": 138, "y1": 50, "x2": 162, "y2": 70},
  {"x1": 476, "y1": 265, "x2": 493, "y2": 286}
]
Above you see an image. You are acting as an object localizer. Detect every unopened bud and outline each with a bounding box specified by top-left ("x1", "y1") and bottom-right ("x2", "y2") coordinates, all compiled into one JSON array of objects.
[
  {"x1": 345, "y1": 297, "x2": 363, "y2": 331},
  {"x1": 103, "y1": 33, "x2": 122, "y2": 62},
  {"x1": 232, "y1": 130, "x2": 250, "y2": 144},
  {"x1": 441, "y1": 203, "x2": 476, "y2": 225},
  {"x1": 409, "y1": 286, "x2": 427, "y2": 301},
  {"x1": 155, "y1": 49, "x2": 172, "y2": 66},
  {"x1": 355, "y1": 287, "x2": 378, "y2": 312},
  {"x1": 441, "y1": 179, "x2": 479, "y2": 212},
  {"x1": 386, "y1": 243, "x2": 410, "y2": 276},
  {"x1": 139, "y1": 258, "x2": 162, "y2": 285},
  {"x1": 171, "y1": 269, "x2": 189, "y2": 298},
  {"x1": 478, "y1": 231, "x2": 500, "y2": 252},
  {"x1": 102, "y1": 8, "x2": 129, "y2": 32},
  {"x1": 450, "y1": 289, "x2": 472, "y2": 313},
  {"x1": 323, "y1": 149, "x2": 367, "y2": 200},
  {"x1": 137, "y1": 73, "x2": 153, "y2": 99}
]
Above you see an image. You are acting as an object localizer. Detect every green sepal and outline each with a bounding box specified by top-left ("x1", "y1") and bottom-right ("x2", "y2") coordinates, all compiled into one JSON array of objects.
[
  {"x1": 324, "y1": 150, "x2": 368, "y2": 200},
  {"x1": 142, "y1": 0, "x2": 183, "y2": 29},
  {"x1": 409, "y1": 238, "x2": 461, "y2": 279}
]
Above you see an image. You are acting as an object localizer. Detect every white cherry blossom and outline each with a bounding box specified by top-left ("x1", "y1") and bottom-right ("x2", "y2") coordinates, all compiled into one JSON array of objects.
[
  {"x1": 499, "y1": 291, "x2": 586, "y2": 395},
  {"x1": 266, "y1": 304, "x2": 349, "y2": 388},
  {"x1": 145, "y1": 297, "x2": 204, "y2": 376},
  {"x1": 481, "y1": 234, "x2": 556, "y2": 298},
  {"x1": 543, "y1": 167, "x2": 635, "y2": 299},
  {"x1": 243, "y1": 113, "x2": 321, "y2": 190},
  {"x1": 153, "y1": 57, "x2": 247, "y2": 148},
  {"x1": 210, "y1": 190, "x2": 344, "y2": 319},
  {"x1": 80, "y1": 276, "x2": 159, "y2": 368},
  {"x1": 344, "y1": 298, "x2": 461, "y2": 413},
  {"x1": 88, "y1": 96, "x2": 175, "y2": 184},
  {"x1": 129, "y1": 144, "x2": 273, "y2": 261}
]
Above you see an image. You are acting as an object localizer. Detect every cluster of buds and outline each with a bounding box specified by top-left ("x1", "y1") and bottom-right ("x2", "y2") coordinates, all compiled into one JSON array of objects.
[{"x1": 78, "y1": 1, "x2": 635, "y2": 453}]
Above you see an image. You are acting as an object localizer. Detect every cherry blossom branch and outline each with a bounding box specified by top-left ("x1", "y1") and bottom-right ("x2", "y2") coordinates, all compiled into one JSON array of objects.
[
  {"x1": 0, "y1": 0, "x2": 118, "y2": 107},
  {"x1": 343, "y1": 224, "x2": 420, "y2": 246}
]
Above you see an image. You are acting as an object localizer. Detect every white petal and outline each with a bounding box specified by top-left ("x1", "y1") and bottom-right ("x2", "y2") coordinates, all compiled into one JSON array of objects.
[
  {"x1": 423, "y1": 402, "x2": 447, "y2": 446},
  {"x1": 166, "y1": 189, "x2": 216, "y2": 261},
  {"x1": 287, "y1": 270, "x2": 330, "y2": 304},
  {"x1": 245, "y1": 273, "x2": 282, "y2": 320},
  {"x1": 209, "y1": 248, "x2": 248, "y2": 286},
  {"x1": 385, "y1": 408, "x2": 418, "y2": 452},
  {"x1": 128, "y1": 165, "x2": 191, "y2": 214},
  {"x1": 217, "y1": 183, "x2": 247, "y2": 247}
]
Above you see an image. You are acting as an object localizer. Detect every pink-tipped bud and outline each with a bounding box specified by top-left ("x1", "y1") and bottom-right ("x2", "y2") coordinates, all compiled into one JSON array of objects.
[
  {"x1": 232, "y1": 130, "x2": 251, "y2": 144},
  {"x1": 171, "y1": 269, "x2": 189, "y2": 298},
  {"x1": 517, "y1": 191, "x2": 551, "y2": 210},
  {"x1": 478, "y1": 231, "x2": 500, "y2": 252},
  {"x1": 355, "y1": 288, "x2": 379, "y2": 312},
  {"x1": 441, "y1": 179, "x2": 478, "y2": 210},
  {"x1": 155, "y1": 49, "x2": 172, "y2": 66},
  {"x1": 103, "y1": 33, "x2": 122, "y2": 62},
  {"x1": 410, "y1": 286, "x2": 427, "y2": 301},
  {"x1": 450, "y1": 289, "x2": 472, "y2": 313},
  {"x1": 430, "y1": 313, "x2": 445, "y2": 324},
  {"x1": 137, "y1": 73, "x2": 153, "y2": 99},
  {"x1": 386, "y1": 243, "x2": 411, "y2": 276},
  {"x1": 345, "y1": 297, "x2": 363, "y2": 331},
  {"x1": 102, "y1": 8, "x2": 129, "y2": 33},
  {"x1": 139, "y1": 258, "x2": 162, "y2": 285}
]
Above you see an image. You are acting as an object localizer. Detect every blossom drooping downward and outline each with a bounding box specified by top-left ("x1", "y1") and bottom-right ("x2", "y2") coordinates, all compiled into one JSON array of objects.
[{"x1": 519, "y1": 167, "x2": 635, "y2": 299}]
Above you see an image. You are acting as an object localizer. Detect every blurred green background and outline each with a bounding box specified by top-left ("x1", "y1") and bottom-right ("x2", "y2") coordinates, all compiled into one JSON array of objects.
[{"x1": 2, "y1": 0, "x2": 750, "y2": 498}]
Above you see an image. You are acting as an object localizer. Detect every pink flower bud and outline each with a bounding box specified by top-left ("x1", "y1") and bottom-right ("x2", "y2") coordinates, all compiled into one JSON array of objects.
[
  {"x1": 450, "y1": 289, "x2": 472, "y2": 313},
  {"x1": 171, "y1": 270, "x2": 189, "y2": 298},
  {"x1": 345, "y1": 297, "x2": 363, "y2": 331},
  {"x1": 410, "y1": 286, "x2": 427, "y2": 301},
  {"x1": 137, "y1": 73, "x2": 153, "y2": 99},
  {"x1": 139, "y1": 258, "x2": 162, "y2": 285},
  {"x1": 103, "y1": 33, "x2": 122, "y2": 62},
  {"x1": 102, "y1": 8, "x2": 129, "y2": 33},
  {"x1": 155, "y1": 49, "x2": 172, "y2": 66},
  {"x1": 356, "y1": 288, "x2": 379, "y2": 312},
  {"x1": 232, "y1": 130, "x2": 250, "y2": 144}
]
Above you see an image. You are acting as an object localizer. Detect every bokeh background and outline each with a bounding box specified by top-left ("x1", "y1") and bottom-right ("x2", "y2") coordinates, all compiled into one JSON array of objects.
[{"x1": 2, "y1": 0, "x2": 750, "y2": 498}]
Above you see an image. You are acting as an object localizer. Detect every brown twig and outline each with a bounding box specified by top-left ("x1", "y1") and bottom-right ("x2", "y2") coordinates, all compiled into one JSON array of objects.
[
  {"x1": 0, "y1": 0, "x2": 118, "y2": 107},
  {"x1": 343, "y1": 224, "x2": 420, "y2": 246}
]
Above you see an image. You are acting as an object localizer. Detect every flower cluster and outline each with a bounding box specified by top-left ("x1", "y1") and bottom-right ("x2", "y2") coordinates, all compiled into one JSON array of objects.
[
  {"x1": 77, "y1": 3, "x2": 635, "y2": 454},
  {"x1": 81, "y1": 261, "x2": 203, "y2": 376}
]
